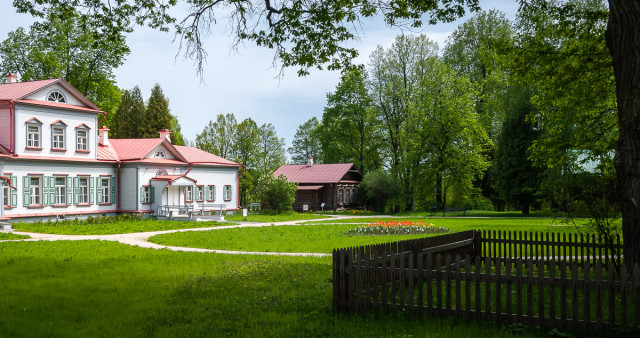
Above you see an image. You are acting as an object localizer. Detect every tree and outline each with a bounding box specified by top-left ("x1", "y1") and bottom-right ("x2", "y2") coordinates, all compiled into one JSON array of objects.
[
  {"x1": 359, "y1": 169, "x2": 404, "y2": 212},
  {"x1": 258, "y1": 174, "x2": 297, "y2": 213},
  {"x1": 233, "y1": 118, "x2": 260, "y2": 206},
  {"x1": 195, "y1": 113, "x2": 237, "y2": 158},
  {"x1": 144, "y1": 83, "x2": 173, "y2": 138},
  {"x1": 493, "y1": 86, "x2": 542, "y2": 214},
  {"x1": 319, "y1": 68, "x2": 382, "y2": 174},
  {"x1": 169, "y1": 114, "x2": 186, "y2": 145},
  {"x1": 112, "y1": 86, "x2": 146, "y2": 139},
  {"x1": 0, "y1": 5, "x2": 128, "y2": 115},
  {"x1": 256, "y1": 123, "x2": 286, "y2": 177},
  {"x1": 288, "y1": 117, "x2": 322, "y2": 164}
]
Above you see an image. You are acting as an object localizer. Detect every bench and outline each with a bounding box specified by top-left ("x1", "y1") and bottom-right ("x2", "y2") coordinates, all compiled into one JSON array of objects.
[
  {"x1": 197, "y1": 204, "x2": 225, "y2": 216},
  {"x1": 443, "y1": 207, "x2": 466, "y2": 216}
]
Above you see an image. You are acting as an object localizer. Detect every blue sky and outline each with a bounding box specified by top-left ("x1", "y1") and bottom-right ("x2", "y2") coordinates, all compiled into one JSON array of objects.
[{"x1": 0, "y1": 1, "x2": 517, "y2": 154}]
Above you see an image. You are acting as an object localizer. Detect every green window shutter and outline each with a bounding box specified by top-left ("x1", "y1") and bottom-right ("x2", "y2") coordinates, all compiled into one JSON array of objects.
[
  {"x1": 67, "y1": 177, "x2": 72, "y2": 205},
  {"x1": 43, "y1": 176, "x2": 49, "y2": 206},
  {"x1": 10, "y1": 175, "x2": 17, "y2": 207},
  {"x1": 73, "y1": 177, "x2": 80, "y2": 205},
  {"x1": 203, "y1": 185, "x2": 209, "y2": 200},
  {"x1": 213, "y1": 186, "x2": 216, "y2": 201},
  {"x1": 111, "y1": 177, "x2": 116, "y2": 204},
  {"x1": 150, "y1": 186, "x2": 155, "y2": 203},
  {"x1": 49, "y1": 176, "x2": 55, "y2": 206},
  {"x1": 96, "y1": 178, "x2": 102, "y2": 204},
  {"x1": 90, "y1": 177, "x2": 95, "y2": 204},
  {"x1": 22, "y1": 176, "x2": 30, "y2": 207},
  {"x1": 139, "y1": 186, "x2": 145, "y2": 203}
]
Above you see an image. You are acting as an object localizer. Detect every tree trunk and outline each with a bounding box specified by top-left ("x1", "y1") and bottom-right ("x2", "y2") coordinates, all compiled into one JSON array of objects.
[{"x1": 607, "y1": 0, "x2": 640, "y2": 268}]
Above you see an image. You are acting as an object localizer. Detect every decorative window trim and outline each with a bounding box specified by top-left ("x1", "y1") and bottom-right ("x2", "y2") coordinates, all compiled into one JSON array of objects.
[
  {"x1": 223, "y1": 185, "x2": 232, "y2": 201},
  {"x1": 76, "y1": 125, "x2": 89, "y2": 152},
  {"x1": 25, "y1": 118, "x2": 42, "y2": 149},
  {"x1": 46, "y1": 90, "x2": 66, "y2": 103},
  {"x1": 154, "y1": 149, "x2": 166, "y2": 158},
  {"x1": 140, "y1": 185, "x2": 154, "y2": 204},
  {"x1": 196, "y1": 185, "x2": 205, "y2": 202},
  {"x1": 51, "y1": 121, "x2": 67, "y2": 151},
  {"x1": 207, "y1": 185, "x2": 216, "y2": 202},
  {"x1": 156, "y1": 169, "x2": 168, "y2": 176},
  {"x1": 185, "y1": 186, "x2": 194, "y2": 203}
]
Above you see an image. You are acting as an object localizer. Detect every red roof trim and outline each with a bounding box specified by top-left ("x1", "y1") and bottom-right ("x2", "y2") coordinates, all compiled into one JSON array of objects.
[
  {"x1": 25, "y1": 117, "x2": 43, "y2": 124},
  {"x1": 50, "y1": 119, "x2": 67, "y2": 126},
  {"x1": 16, "y1": 99, "x2": 103, "y2": 114},
  {"x1": 76, "y1": 123, "x2": 90, "y2": 129}
]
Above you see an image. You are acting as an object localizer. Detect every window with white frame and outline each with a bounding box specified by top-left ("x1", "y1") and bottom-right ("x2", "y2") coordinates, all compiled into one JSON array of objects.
[
  {"x1": 3, "y1": 183, "x2": 9, "y2": 207},
  {"x1": 52, "y1": 125, "x2": 65, "y2": 149},
  {"x1": 185, "y1": 186, "x2": 193, "y2": 202},
  {"x1": 100, "y1": 177, "x2": 111, "y2": 203},
  {"x1": 27, "y1": 124, "x2": 41, "y2": 148},
  {"x1": 141, "y1": 186, "x2": 151, "y2": 203},
  {"x1": 47, "y1": 90, "x2": 66, "y2": 103},
  {"x1": 207, "y1": 185, "x2": 215, "y2": 201},
  {"x1": 54, "y1": 177, "x2": 66, "y2": 204},
  {"x1": 196, "y1": 185, "x2": 204, "y2": 201},
  {"x1": 76, "y1": 129, "x2": 88, "y2": 151},
  {"x1": 78, "y1": 177, "x2": 89, "y2": 204},
  {"x1": 30, "y1": 176, "x2": 42, "y2": 205},
  {"x1": 223, "y1": 185, "x2": 232, "y2": 201}
]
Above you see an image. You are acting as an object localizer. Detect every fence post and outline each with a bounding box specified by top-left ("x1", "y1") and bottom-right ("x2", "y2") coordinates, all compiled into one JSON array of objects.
[{"x1": 473, "y1": 230, "x2": 482, "y2": 259}]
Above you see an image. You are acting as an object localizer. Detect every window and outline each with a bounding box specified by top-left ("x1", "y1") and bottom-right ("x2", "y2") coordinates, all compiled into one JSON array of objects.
[
  {"x1": 207, "y1": 185, "x2": 216, "y2": 201},
  {"x1": 27, "y1": 125, "x2": 41, "y2": 148},
  {"x1": 54, "y1": 177, "x2": 66, "y2": 204},
  {"x1": 223, "y1": 185, "x2": 232, "y2": 201},
  {"x1": 345, "y1": 189, "x2": 350, "y2": 205},
  {"x1": 2, "y1": 183, "x2": 8, "y2": 207},
  {"x1": 30, "y1": 176, "x2": 42, "y2": 205},
  {"x1": 47, "y1": 90, "x2": 66, "y2": 103},
  {"x1": 155, "y1": 149, "x2": 166, "y2": 158},
  {"x1": 76, "y1": 129, "x2": 88, "y2": 151},
  {"x1": 52, "y1": 126, "x2": 65, "y2": 149},
  {"x1": 338, "y1": 189, "x2": 344, "y2": 205},
  {"x1": 78, "y1": 177, "x2": 89, "y2": 204},
  {"x1": 196, "y1": 185, "x2": 204, "y2": 201},
  {"x1": 141, "y1": 186, "x2": 154, "y2": 204},
  {"x1": 100, "y1": 177, "x2": 111, "y2": 204},
  {"x1": 185, "y1": 186, "x2": 193, "y2": 202},
  {"x1": 156, "y1": 169, "x2": 168, "y2": 176}
]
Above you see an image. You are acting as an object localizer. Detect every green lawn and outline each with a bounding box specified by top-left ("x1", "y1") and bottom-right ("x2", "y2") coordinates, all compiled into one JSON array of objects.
[
  {"x1": 150, "y1": 217, "x2": 587, "y2": 253},
  {"x1": 0, "y1": 232, "x2": 30, "y2": 240},
  {"x1": 0, "y1": 240, "x2": 539, "y2": 337},
  {"x1": 225, "y1": 212, "x2": 329, "y2": 222},
  {"x1": 12, "y1": 219, "x2": 234, "y2": 235}
]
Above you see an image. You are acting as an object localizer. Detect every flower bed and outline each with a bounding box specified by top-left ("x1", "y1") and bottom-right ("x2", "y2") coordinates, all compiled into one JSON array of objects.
[{"x1": 346, "y1": 220, "x2": 449, "y2": 235}]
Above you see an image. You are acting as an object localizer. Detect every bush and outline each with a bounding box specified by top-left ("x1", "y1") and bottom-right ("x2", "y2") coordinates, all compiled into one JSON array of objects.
[
  {"x1": 258, "y1": 174, "x2": 297, "y2": 214},
  {"x1": 359, "y1": 169, "x2": 404, "y2": 212},
  {"x1": 465, "y1": 195, "x2": 494, "y2": 211}
]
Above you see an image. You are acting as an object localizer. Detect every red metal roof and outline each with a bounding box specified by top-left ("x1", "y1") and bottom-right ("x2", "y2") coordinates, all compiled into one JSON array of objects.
[
  {"x1": 273, "y1": 163, "x2": 360, "y2": 184},
  {"x1": 108, "y1": 138, "x2": 167, "y2": 160},
  {"x1": 174, "y1": 145, "x2": 242, "y2": 167},
  {"x1": 0, "y1": 79, "x2": 58, "y2": 100},
  {"x1": 97, "y1": 144, "x2": 119, "y2": 161},
  {"x1": 151, "y1": 175, "x2": 196, "y2": 183}
]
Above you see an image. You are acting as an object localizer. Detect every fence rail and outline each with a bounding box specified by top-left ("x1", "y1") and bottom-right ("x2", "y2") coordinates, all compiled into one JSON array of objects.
[{"x1": 333, "y1": 230, "x2": 636, "y2": 333}]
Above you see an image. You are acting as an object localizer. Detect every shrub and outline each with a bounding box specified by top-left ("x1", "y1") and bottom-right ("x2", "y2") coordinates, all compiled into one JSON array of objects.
[
  {"x1": 359, "y1": 169, "x2": 404, "y2": 212},
  {"x1": 465, "y1": 195, "x2": 494, "y2": 211},
  {"x1": 258, "y1": 174, "x2": 297, "y2": 214}
]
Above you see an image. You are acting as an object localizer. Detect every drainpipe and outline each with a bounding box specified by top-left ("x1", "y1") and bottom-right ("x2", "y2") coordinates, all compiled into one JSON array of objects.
[
  {"x1": 117, "y1": 161, "x2": 121, "y2": 213},
  {"x1": 98, "y1": 111, "x2": 106, "y2": 127},
  {"x1": 9, "y1": 100, "x2": 15, "y2": 153}
]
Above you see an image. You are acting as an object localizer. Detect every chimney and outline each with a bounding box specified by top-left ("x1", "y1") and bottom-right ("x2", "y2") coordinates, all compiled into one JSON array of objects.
[
  {"x1": 159, "y1": 129, "x2": 171, "y2": 143},
  {"x1": 5, "y1": 73, "x2": 17, "y2": 84},
  {"x1": 98, "y1": 126, "x2": 110, "y2": 146},
  {"x1": 307, "y1": 156, "x2": 313, "y2": 167}
]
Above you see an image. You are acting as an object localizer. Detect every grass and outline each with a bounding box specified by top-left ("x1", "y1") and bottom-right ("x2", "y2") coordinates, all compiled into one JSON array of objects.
[
  {"x1": 0, "y1": 232, "x2": 30, "y2": 240},
  {"x1": 12, "y1": 219, "x2": 235, "y2": 235},
  {"x1": 0, "y1": 240, "x2": 541, "y2": 337},
  {"x1": 392, "y1": 209, "x2": 565, "y2": 217},
  {"x1": 150, "y1": 217, "x2": 587, "y2": 253},
  {"x1": 225, "y1": 211, "x2": 329, "y2": 222}
]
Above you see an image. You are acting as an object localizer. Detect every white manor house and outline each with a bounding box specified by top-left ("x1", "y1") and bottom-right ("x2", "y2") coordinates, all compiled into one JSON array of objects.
[{"x1": 0, "y1": 74, "x2": 242, "y2": 224}]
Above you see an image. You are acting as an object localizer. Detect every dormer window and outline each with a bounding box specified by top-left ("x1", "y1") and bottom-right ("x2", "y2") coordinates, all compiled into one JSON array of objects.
[
  {"x1": 25, "y1": 118, "x2": 42, "y2": 149},
  {"x1": 76, "y1": 124, "x2": 90, "y2": 152},
  {"x1": 50, "y1": 120, "x2": 67, "y2": 150},
  {"x1": 47, "y1": 90, "x2": 66, "y2": 103},
  {"x1": 154, "y1": 149, "x2": 166, "y2": 158}
]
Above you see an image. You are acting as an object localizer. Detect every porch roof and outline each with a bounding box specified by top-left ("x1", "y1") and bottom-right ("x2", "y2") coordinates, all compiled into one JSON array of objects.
[
  {"x1": 297, "y1": 185, "x2": 324, "y2": 191},
  {"x1": 150, "y1": 175, "x2": 197, "y2": 186}
]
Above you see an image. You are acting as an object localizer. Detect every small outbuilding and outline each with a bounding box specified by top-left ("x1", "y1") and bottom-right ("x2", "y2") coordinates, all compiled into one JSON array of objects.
[{"x1": 273, "y1": 157, "x2": 363, "y2": 211}]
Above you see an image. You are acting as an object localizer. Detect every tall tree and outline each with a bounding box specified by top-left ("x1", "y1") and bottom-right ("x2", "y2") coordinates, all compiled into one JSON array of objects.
[
  {"x1": 0, "y1": 5, "x2": 128, "y2": 114},
  {"x1": 112, "y1": 86, "x2": 146, "y2": 139},
  {"x1": 169, "y1": 114, "x2": 186, "y2": 145},
  {"x1": 319, "y1": 68, "x2": 382, "y2": 173},
  {"x1": 233, "y1": 118, "x2": 260, "y2": 206},
  {"x1": 256, "y1": 123, "x2": 286, "y2": 176},
  {"x1": 288, "y1": 117, "x2": 322, "y2": 164},
  {"x1": 195, "y1": 113, "x2": 237, "y2": 158},
  {"x1": 493, "y1": 86, "x2": 542, "y2": 214},
  {"x1": 144, "y1": 83, "x2": 173, "y2": 138}
]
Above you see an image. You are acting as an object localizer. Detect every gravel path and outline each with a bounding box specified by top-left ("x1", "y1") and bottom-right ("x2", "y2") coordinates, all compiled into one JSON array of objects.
[{"x1": 1, "y1": 215, "x2": 380, "y2": 257}]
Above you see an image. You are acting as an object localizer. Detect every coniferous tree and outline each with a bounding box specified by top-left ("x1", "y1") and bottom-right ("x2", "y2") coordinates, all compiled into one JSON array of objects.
[
  {"x1": 112, "y1": 86, "x2": 145, "y2": 139},
  {"x1": 144, "y1": 84, "x2": 173, "y2": 138}
]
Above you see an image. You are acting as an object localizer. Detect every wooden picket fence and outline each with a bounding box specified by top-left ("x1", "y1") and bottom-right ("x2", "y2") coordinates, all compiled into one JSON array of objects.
[{"x1": 333, "y1": 230, "x2": 639, "y2": 333}]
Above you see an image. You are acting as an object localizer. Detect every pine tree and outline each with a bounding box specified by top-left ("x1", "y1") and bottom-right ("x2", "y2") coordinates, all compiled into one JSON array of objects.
[
  {"x1": 144, "y1": 84, "x2": 173, "y2": 138},
  {"x1": 112, "y1": 86, "x2": 145, "y2": 139}
]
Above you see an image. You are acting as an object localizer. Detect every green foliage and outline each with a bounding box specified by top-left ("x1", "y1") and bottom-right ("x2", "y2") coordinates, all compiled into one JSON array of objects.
[
  {"x1": 346, "y1": 220, "x2": 449, "y2": 235},
  {"x1": 288, "y1": 116, "x2": 322, "y2": 164},
  {"x1": 225, "y1": 211, "x2": 327, "y2": 223},
  {"x1": 0, "y1": 5, "x2": 126, "y2": 114},
  {"x1": 195, "y1": 113, "x2": 237, "y2": 159},
  {"x1": 255, "y1": 123, "x2": 287, "y2": 177},
  {"x1": 258, "y1": 174, "x2": 297, "y2": 214},
  {"x1": 0, "y1": 232, "x2": 30, "y2": 240},
  {"x1": 465, "y1": 195, "x2": 494, "y2": 211},
  {"x1": 319, "y1": 68, "x2": 382, "y2": 173},
  {"x1": 359, "y1": 169, "x2": 404, "y2": 212},
  {"x1": 143, "y1": 83, "x2": 173, "y2": 138},
  {"x1": 111, "y1": 86, "x2": 146, "y2": 138}
]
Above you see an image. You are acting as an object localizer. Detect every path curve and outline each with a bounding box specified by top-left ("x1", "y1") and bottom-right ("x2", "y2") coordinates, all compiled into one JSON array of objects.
[{"x1": 2, "y1": 215, "x2": 381, "y2": 257}]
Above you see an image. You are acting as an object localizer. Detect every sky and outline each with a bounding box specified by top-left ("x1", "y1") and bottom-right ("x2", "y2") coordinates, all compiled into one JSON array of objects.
[{"x1": 0, "y1": 1, "x2": 517, "y2": 154}]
